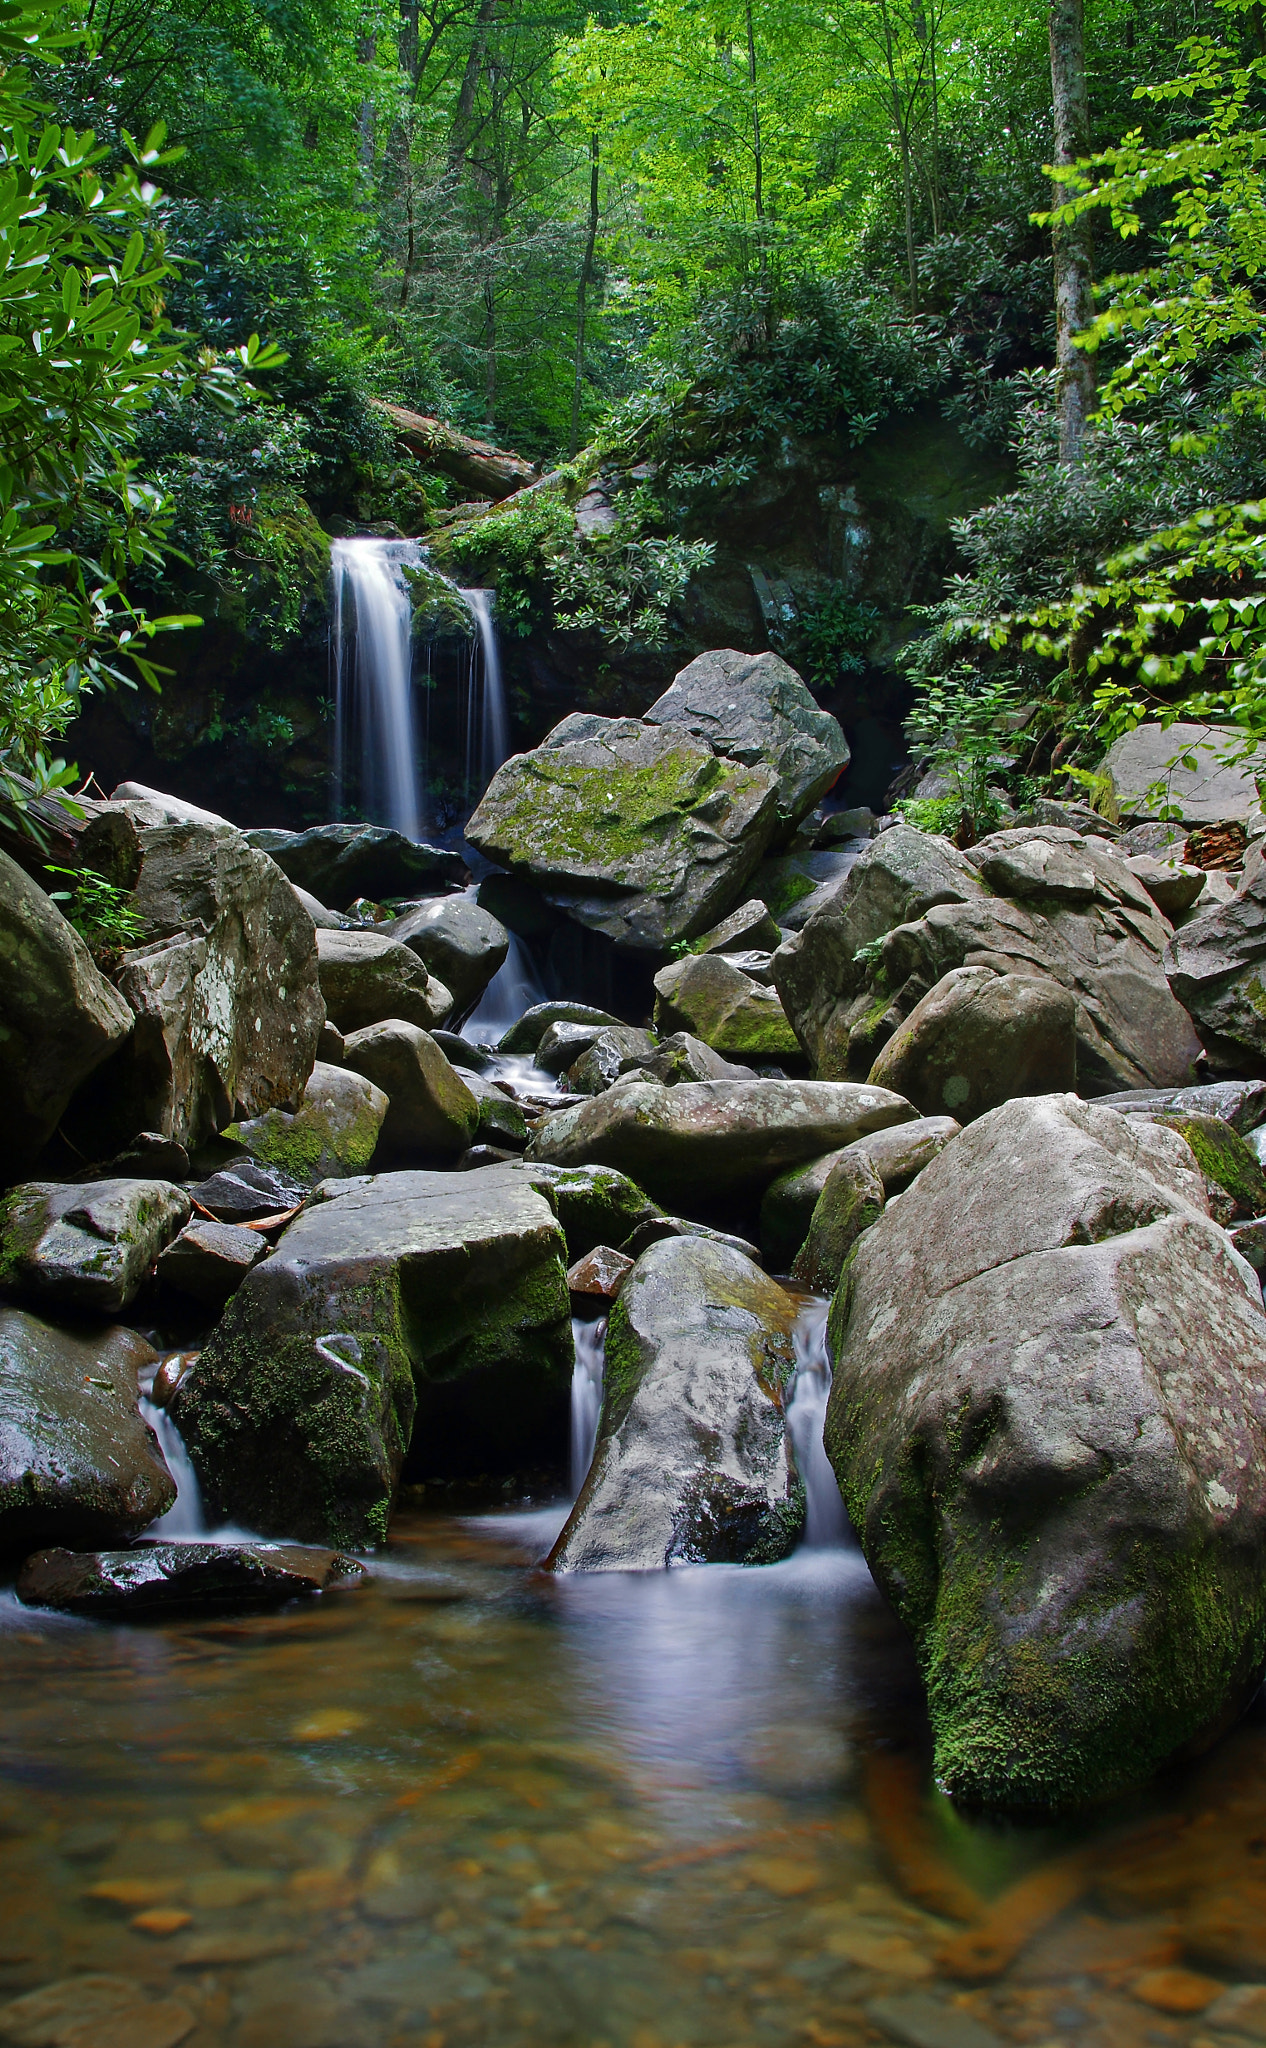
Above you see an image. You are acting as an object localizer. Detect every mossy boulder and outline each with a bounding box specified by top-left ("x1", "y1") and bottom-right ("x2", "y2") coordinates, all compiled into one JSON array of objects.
[
  {"x1": 549, "y1": 1235, "x2": 803, "y2": 1571},
  {"x1": 1148, "y1": 1110, "x2": 1266, "y2": 1216},
  {"x1": 792, "y1": 1150, "x2": 884, "y2": 1293},
  {"x1": 499, "y1": 1001, "x2": 623, "y2": 1056},
  {"x1": 758, "y1": 1115, "x2": 959, "y2": 1270},
  {"x1": 825, "y1": 1093, "x2": 1266, "y2": 1816},
  {"x1": 230, "y1": 1061, "x2": 388, "y2": 1186},
  {"x1": 642, "y1": 648, "x2": 849, "y2": 833},
  {"x1": 507, "y1": 1161, "x2": 662, "y2": 1259},
  {"x1": 341, "y1": 1021, "x2": 479, "y2": 1163},
  {"x1": 0, "y1": 1178, "x2": 190, "y2": 1313},
  {"x1": 653, "y1": 952, "x2": 800, "y2": 1060},
  {"x1": 173, "y1": 1165, "x2": 573, "y2": 1546}
]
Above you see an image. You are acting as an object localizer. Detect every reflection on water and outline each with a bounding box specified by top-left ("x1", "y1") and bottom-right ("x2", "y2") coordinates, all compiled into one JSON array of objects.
[{"x1": 1, "y1": 1507, "x2": 1265, "y2": 2047}]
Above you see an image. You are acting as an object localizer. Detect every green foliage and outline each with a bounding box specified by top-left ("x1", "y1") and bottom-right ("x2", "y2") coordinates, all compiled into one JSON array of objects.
[
  {"x1": 795, "y1": 588, "x2": 881, "y2": 689},
  {"x1": 902, "y1": 662, "x2": 1026, "y2": 842},
  {"x1": 44, "y1": 862, "x2": 144, "y2": 957}
]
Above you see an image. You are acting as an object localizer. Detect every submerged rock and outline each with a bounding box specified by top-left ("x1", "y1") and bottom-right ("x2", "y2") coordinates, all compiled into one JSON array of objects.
[
  {"x1": 825, "y1": 1093, "x2": 1266, "y2": 1815},
  {"x1": 173, "y1": 1166, "x2": 572, "y2": 1546},
  {"x1": 527, "y1": 1078, "x2": 916, "y2": 1208},
  {"x1": 342, "y1": 1022, "x2": 479, "y2": 1162},
  {"x1": 868, "y1": 965, "x2": 1078, "y2": 1121},
  {"x1": 157, "y1": 1218, "x2": 267, "y2": 1306},
  {"x1": 652, "y1": 953, "x2": 800, "y2": 1060},
  {"x1": 0, "y1": 1975, "x2": 196, "y2": 2048},
  {"x1": 0, "y1": 1308, "x2": 173, "y2": 1557},
  {"x1": 16, "y1": 1541, "x2": 364, "y2": 1615},
  {"x1": 549, "y1": 1237, "x2": 802, "y2": 1571},
  {"x1": 0, "y1": 1179, "x2": 190, "y2": 1313},
  {"x1": 229, "y1": 1060, "x2": 388, "y2": 1185},
  {"x1": 390, "y1": 894, "x2": 509, "y2": 1014},
  {"x1": 0, "y1": 849, "x2": 134, "y2": 1179},
  {"x1": 642, "y1": 648, "x2": 850, "y2": 831},
  {"x1": 244, "y1": 822, "x2": 464, "y2": 908},
  {"x1": 316, "y1": 928, "x2": 452, "y2": 1035}
]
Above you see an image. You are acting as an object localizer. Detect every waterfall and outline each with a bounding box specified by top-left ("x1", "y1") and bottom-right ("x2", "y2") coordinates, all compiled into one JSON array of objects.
[
  {"x1": 570, "y1": 1316, "x2": 607, "y2": 1498},
  {"x1": 331, "y1": 537, "x2": 426, "y2": 839},
  {"x1": 784, "y1": 1300, "x2": 850, "y2": 1548},
  {"x1": 461, "y1": 932, "x2": 546, "y2": 1044},
  {"x1": 460, "y1": 587, "x2": 509, "y2": 795},
  {"x1": 140, "y1": 1392, "x2": 209, "y2": 1539}
]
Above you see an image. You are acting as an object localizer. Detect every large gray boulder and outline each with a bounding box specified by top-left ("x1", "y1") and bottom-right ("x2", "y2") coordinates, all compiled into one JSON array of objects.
[
  {"x1": 229, "y1": 1059, "x2": 388, "y2": 1185},
  {"x1": 1101, "y1": 721, "x2": 1266, "y2": 824},
  {"x1": 503, "y1": 1161, "x2": 662, "y2": 1259},
  {"x1": 316, "y1": 927, "x2": 452, "y2": 1034},
  {"x1": 0, "y1": 1307, "x2": 174, "y2": 1556},
  {"x1": 466, "y1": 714, "x2": 781, "y2": 952},
  {"x1": 342, "y1": 1022, "x2": 480, "y2": 1161},
  {"x1": 0, "y1": 1179, "x2": 190, "y2": 1312},
  {"x1": 242, "y1": 822, "x2": 464, "y2": 908},
  {"x1": 389, "y1": 895, "x2": 509, "y2": 1014},
  {"x1": 652, "y1": 953, "x2": 800, "y2": 1060},
  {"x1": 1166, "y1": 845, "x2": 1266, "y2": 1072},
  {"x1": 775, "y1": 825, "x2": 1201, "y2": 1094},
  {"x1": 173, "y1": 1166, "x2": 573, "y2": 1547},
  {"x1": 758, "y1": 1115, "x2": 959, "y2": 1268},
  {"x1": 549, "y1": 1237, "x2": 803, "y2": 1570},
  {"x1": 0, "y1": 849, "x2": 133, "y2": 1178},
  {"x1": 642, "y1": 649, "x2": 850, "y2": 832},
  {"x1": 825, "y1": 1094, "x2": 1266, "y2": 1815},
  {"x1": 67, "y1": 800, "x2": 324, "y2": 1150},
  {"x1": 868, "y1": 965, "x2": 1078, "y2": 1120},
  {"x1": 527, "y1": 1077, "x2": 916, "y2": 1207}
]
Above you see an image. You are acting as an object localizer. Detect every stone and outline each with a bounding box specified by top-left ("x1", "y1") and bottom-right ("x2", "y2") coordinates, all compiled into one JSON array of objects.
[
  {"x1": 1204, "y1": 1984, "x2": 1266, "y2": 2037},
  {"x1": 816, "y1": 805, "x2": 879, "y2": 845},
  {"x1": 242, "y1": 823, "x2": 465, "y2": 908},
  {"x1": 1231, "y1": 1218, "x2": 1266, "y2": 1270},
  {"x1": 792, "y1": 1150, "x2": 885, "y2": 1293},
  {"x1": 1015, "y1": 798, "x2": 1120, "y2": 838},
  {"x1": 721, "y1": 947, "x2": 776, "y2": 982},
  {"x1": 229, "y1": 1060, "x2": 388, "y2": 1186},
  {"x1": 1101, "y1": 721, "x2": 1266, "y2": 823},
  {"x1": 692, "y1": 896, "x2": 784, "y2": 955},
  {"x1": 0, "y1": 1974, "x2": 195, "y2": 2048},
  {"x1": 619, "y1": 1215, "x2": 764, "y2": 1263},
  {"x1": 0, "y1": 1179, "x2": 190, "y2": 1313},
  {"x1": 653, "y1": 953, "x2": 800, "y2": 1060},
  {"x1": 1145, "y1": 1110, "x2": 1266, "y2": 1215},
  {"x1": 466, "y1": 714, "x2": 782, "y2": 952},
  {"x1": 759, "y1": 1116, "x2": 962, "y2": 1268},
  {"x1": 389, "y1": 895, "x2": 509, "y2": 1014},
  {"x1": 1166, "y1": 845, "x2": 1266, "y2": 1071},
  {"x1": 15, "y1": 1542, "x2": 364, "y2": 1616},
  {"x1": 637, "y1": 1031, "x2": 756, "y2": 1086},
  {"x1": 69, "y1": 802, "x2": 324, "y2": 1152},
  {"x1": 0, "y1": 849, "x2": 133, "y2": 1177},
  {"x1": 456, "y1": 1070, "x2": 529, "y2": 1150},
  {"x1": 190, "y1": 1160, "x2": 305, "y2": 1221},
  {"x1": 157, "y1": 1219, "x2": 267, "y2": 1306},
  {"x1": 535, "y1": 1019, "x2": 605, "y2": 1073},
  {"x1": 527, "y1": 1078, "x2": 916, "y2": 1208},
  {"x1": 316, "y1": 928, "x2": 451, "y2": 1035},
  {"x1": 567, "y1": 1246, "x2": 634, "y2": 1301},
  {"x1": 1125, "y1": 853, "x2": 1207, "y2": 921},
  {"x1": 867, "y1": 1992, "x2": 1003, "y2": 2048},
  {"x1": 341, "y1": 1022, "x2": 479, "y2": 1162},
  {"x1": 850, "y1": 1114, "x2": 963, "y2": 1190},
  {"x1": 172, "y1": 1166, "x2": 573, "y2": 1545},
  {"x1": 292, "y1": 883, "x2": 348, "y2": 929},
  {"x1": 104, "y1": 1132, "x2": 190, "y2": 1180},
  {"x1": 642, "y1": 648, "x2": 850, "y2": 830},
  {"x1": 752, "y1": 844, "x2": 865, "y2": 931},
  {"x1": 825, "y1": 1093, "x2": 1266, "y2": 1815},
  {"x1": 868, "y1": 966, "x2": 1078, "y2": 1122},
  {"x1": 567, "y1": 1026, "x2": 660, "y2": 1094},
  {"x1": 1185, "y1": 1887, "x2": 1266, "y2": 1977},
  {"x1": 505, "y1": 1162, "x2": 662, "y2": 1259},
  {"x1": 548, "y1": 1237, "x2": 802, "y2": 1571},
  {"x1": 1094, "y1": 1079, "x2": 1266, "y2": 1132},
  {"x1": 0, "y1": 1308, "x2": 173, "y2": 1557},
  {"x1": 432, "y1": 1028, "x2": 491, "y2": 1069},
  {"x1": 775, "y1": 824, "x2": 1201, "y2": 1093},
  {"x1": 498, "y1": 1001, "x2": 623, "y2": 1055},
  {"x1": 1119, "y1": 819, "x2": 1189, "y2": 858}
]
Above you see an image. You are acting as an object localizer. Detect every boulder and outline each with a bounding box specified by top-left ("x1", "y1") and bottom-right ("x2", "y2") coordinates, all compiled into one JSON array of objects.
[
  {"x1": 433, "y1": 1028, "x2": 491, "y2": 1070},
  {"x1": 549, "y1": 1237, "x2": 803, "y2": 1571},
  {"x1": 105, "y1": 1131, "x2": 190, "y2": 1179},
  {"x1": 190, "y1": 1160, "x2": 305, "y2": 1221},
  {"x1": 243, "y1": 823, "x2": 465, "y2": 908},
  {"x1": 0, "y1": 848, "x2": 133, "y2": 1178},
  {"x1": 536, "y1": 1019, "x2": 606, "y2": 1073},
  {"x1": 17, "y1": 1542, "x2": 364, "y2": 1615},
  {"x1": 342, "y1": 1022, "x2": 479, "y2": 1162},
  {"x1": 1166, "y1": 847, "x2": 1266, "y2": 1072},
  {"x1": 693, "y1": 897, "x2": 784, "y2": 954},
  {"x1": 527, "y1": 1078, "x2": 916, "y2": 1209},
  {"x1": 229, "y1": 1060, "x2": 388, "y2": 1186},
  {"x1": 867, "y1": 966, "x2": 1078, "y2": 1122},
  {"x1": 1094, "y1": 1079, "x2": 1266, "y2": 1132},
  {"x1": 567, "y1": 1027, "x2": 660, "y2": 1094},
  {"x1": 59, "y1": 807, "x2": 324, "y2": 1155},
  {"x1": 642, "y1": 649, "x2": 850, "y2": 831},
  {"x1": 824, "y1": 1094, "x2": 1266, "y2": 1814},
  {"x1": 0, "y1": 1977, "x2": 196, "y2": 2048},
  {"x1": 455, "y1": 1070, "x2": 529, "y2": 1150},
  {"x1": 637, "y1": 1032, "x2": 756, "y2": 1086},
  {"x1": 293, "y1": 883, "x2": 349, "y2": 929},
  {"x1": 172, "y1": 1166, "x2": 573, "y2": 1546},
  {"x1": 791, "y1": 1150, "x2": 884, "y2": 1293},
  {"x1": 618, "y1": 1215, "x2": 763, "y2": 1263},
  {"x1": 466, "y1": 714, "x2": 781, "y2": 952},
  {"x1": 1145, "y1": 1110, "x2": 1266, "y2": 1216},
  {"x1": 389, "y1": 894, "x2": 509, "y2": 1014},
  {"x1": 775, "y1": 825, "x2": 1201, "y2": 1094},
  {"x1": 498, "y1": 1001, "x2": 623, "y2": 1055},
  {"x1": 1101, "y1": 722, "x2": 1266, "y2": 824},
  {"x1": 759, "y1": 1119, "x2": 959, "y2": 1269},
  {"x1": 505, "y1": 1162, "x2": 661, "y2": 1259},
  {"x1": 850, "y1": 1113, "x2": 962, "y2": 1191},
  {"x1": 316, "y1": 928, "x2": 452, "y2": 1034},
  {"x1": 653, "y1": 952, "x2": 800, "y2": 1060},
  {"x1": 157, "y1": 1219, "x2": 268, "y2": 1306},
  {"x1": 1124, "y1": 853, "x2": 1207, "y2": 922},
  {"x1": 0, "y1": 1179, "x2": 190, "y2": 1313},
  {"x1": 0, "y1": 1307, "x2": 174, "y2": 1557}
]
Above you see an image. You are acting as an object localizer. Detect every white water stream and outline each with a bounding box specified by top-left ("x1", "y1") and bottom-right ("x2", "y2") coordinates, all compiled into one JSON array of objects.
[
  {"x1": 570, "y1": 1316, "x2": 607, "y2": 1497},
  {"x1": 784, "y1": 1298, "x2": 850, "y2": 1547}
]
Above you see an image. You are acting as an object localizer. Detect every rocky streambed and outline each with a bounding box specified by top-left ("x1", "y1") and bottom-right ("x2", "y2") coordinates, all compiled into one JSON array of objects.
[{"x1": 6, "y1": 651, "x2": 1266, "y2": 2043}]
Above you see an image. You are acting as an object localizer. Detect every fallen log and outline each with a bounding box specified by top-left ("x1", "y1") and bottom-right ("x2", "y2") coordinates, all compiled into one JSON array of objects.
[{"x1": 373, "y1": 401, "x2": 537, "y2": 500}]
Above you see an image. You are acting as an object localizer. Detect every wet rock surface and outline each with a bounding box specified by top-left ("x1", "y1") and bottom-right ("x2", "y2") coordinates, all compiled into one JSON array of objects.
[
  {"x1": 389, "y1": 894, "x2": 509, "y2": 1014},
  {"x1": 156, "y1": 1218, "x2": 267, "y2": 1306},
  {"x1": 341, "y1": 1021, "x2": 479, "y2": 1161},
  {"x1": 0, "y1": 1180, "x2": 190, "y2": 1313},
  {"x1": 550, "y1": 1236, "x2": 802, "y2": 1571},
  {"x1": 825, "y1": 1093, "x2": 1266, "y2": 1814},
  {"x1": 16, "y1": 1542, "x2": 365, "y2": 1615},
  {"x1": 0, "y1": 1308, "x2": 173, "y2": 1557}
]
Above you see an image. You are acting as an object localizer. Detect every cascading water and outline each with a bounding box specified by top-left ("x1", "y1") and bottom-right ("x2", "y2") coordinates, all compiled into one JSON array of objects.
[
  {"x1": 331, "y1": 537, "x2": 426, "y2": 839},
  {"x1": 139, "y1": 1379, "x2": 208, "y2": 1539},
  {"x1": 460, "y1": 587, "x2": 509, "y2": 795},
  {"x1": 570, "y1": 1316, "x2": 607, "y2": 1497},
  {"x1": 784, "y1": 1299, "x2": 850, "y2": 1548}
]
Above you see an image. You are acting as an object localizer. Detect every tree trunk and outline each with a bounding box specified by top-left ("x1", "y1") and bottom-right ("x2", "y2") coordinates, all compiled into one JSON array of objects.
[
  {"x1": 449, "y1": 0, "x2": 498, "y2": 172},
  {"x1": 570, "y1": 133, "x2": 600, "y2": 457},
  {"x1": 1049, "y1": 0, "x2": 1095, "y2": 464},
  {"x1": 373, "y1": 402, "x2": 536, "y2": 497}
]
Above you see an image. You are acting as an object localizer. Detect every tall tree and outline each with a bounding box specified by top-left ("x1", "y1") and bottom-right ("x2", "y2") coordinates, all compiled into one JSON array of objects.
[{"x1": 1049, "y1": 0, "x2": 1095, "y2": 463}]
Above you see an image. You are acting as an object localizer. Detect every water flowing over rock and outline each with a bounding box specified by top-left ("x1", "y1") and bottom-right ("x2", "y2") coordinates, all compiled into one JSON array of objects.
[
  {"x1": 775, "y1": 824, "x2": 1201, "y2": 1093},
  {"x1": 0, "y1": 1308, "x2": 174, "y2": 1557},
  {"x1": 0, "y1": 1179, "x2": 190, "y2": 1313},
  {"x1": 824, "y1": 1093, "x2": 1266, "y2": 1815},
  {"x1": 0, "y1": 848, "x2": 134, "y2": 1178},
  {"x1": 16, "y1": 1542, "x2": 365, "y2": 1616},
  {"x1": 641, "y1": 648, "x2": 850, "y2": 830},
  {"x1": 173, "y1": 1165, "x2": 573, "y2": 1546},
  {"x1": 527, "y1": 1078, "x2": 916, "y2": 1208},
  {"x1": 316, "y1": 927, "x2": 452, "y2": 1034},
  {"x1": 549, "y1": 1237, "x2": 802, "y2": 1571}
]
